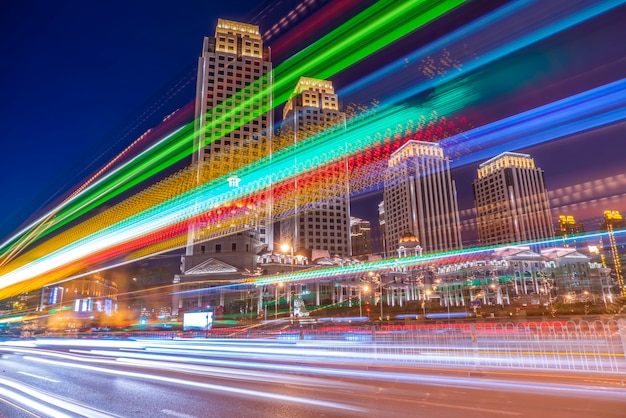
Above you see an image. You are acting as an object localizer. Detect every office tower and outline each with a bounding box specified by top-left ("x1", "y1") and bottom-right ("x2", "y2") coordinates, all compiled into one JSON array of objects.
[
  {"x1": 382, "y1": 140, "x2": 462, "y2": 255},
  {"x1": 599, "y1": 210, "x2": 625, "y2": 295},
  {"x1": 279, "y1": 77, "x2": 351, "y2": 257},
  {"x1": 473, "y1": 152, "x2": 553, "y2": 246},
  {"x1": 190, "y1": 19, "x2": 273, "y2": 249},
  {"x1": 378, "y1": 201, "x2": 387, "y2": 256},
  {"x1": 556, "y1": 215, "x2": 585, "y2": 237},
  {"x1": 350, "y1": 217, "x2": 372, "y2": 256}
]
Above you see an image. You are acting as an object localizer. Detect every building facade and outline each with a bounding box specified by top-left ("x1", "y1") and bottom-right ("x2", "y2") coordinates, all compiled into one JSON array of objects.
[
  {"x1": 473, "y1": 152, "x2": 553, "y2": 246},
  {"x1": 382, "y1": 140, "x2": 462, "y2": 256},
  {"x1": 556, "y1": 215, "x2": 585, "y2": 237},
  {"x1": 350, "y1": 217, "x2": 372, "y2": 256},
  {"x1": 279, "y1": 77, "x2": 351, "y2": 257},
  {"x1": 191, "y1": 19, "x2": 274, "y2": 248}
]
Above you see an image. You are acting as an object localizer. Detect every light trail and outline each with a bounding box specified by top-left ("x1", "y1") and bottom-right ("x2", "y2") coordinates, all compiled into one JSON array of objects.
[
  {"x1": 341, "y1": 0, "x2": 624, "y2": 107},
  {"x1": 5, "y1": 71, "x2": 624, "y2": 294},
  {"x1": 0, "y1": 0, "x2": 463, "y2": 262},
  {"x1": 24, "y1": 356, "x2": 367, "y2": 413},
  {"x1": 443, "y1": 78, "x2": 626, "y2": 167},
  {"x1": 2, "y1": 1, "x2": 623, "y2": 295}
]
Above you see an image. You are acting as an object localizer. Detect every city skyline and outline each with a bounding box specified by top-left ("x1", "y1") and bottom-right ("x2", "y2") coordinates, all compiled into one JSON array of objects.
[{"x1": 1, "y1": 1, "x2": 625, "y2": 263}]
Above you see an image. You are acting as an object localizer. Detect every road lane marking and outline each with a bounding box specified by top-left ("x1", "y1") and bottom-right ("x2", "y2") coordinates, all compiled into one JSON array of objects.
[
  {"x1": 407, "y1": 399, "x2": 522, "y2": 415},
  {"x1": 161, "y1": 409, "x2": 197, "y2": 418},
  {"x1": 17, "y1": 371, "x2": 60, "y2": 383}
]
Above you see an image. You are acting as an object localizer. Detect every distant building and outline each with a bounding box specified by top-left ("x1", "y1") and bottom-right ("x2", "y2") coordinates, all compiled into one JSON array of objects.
[
  {"x1": 173, "y1": 230, "x2": 266, "y2": 317},
  {"x1": 378, "y1": 201, "x2": 387, "y2": 256},
  {"x1": 280, "y1": 77, "x2": 350, "y2": 257},
  {"x1": 40, "y1": 275, "x2": 118, "y2": 330},
  {"x1": 382, "y1": 140, "x2": 462, "y2": 256},
  {"x1": 556, "y1": 215, "x2": 585, "y2": 237},
  {"x1": 599, "y1": 210, "x2": 625, "y2": 295},
  {"x1": 473, "y1": 152, "x2": 553, "y2": 246},
  {"x1": 350, "y1": 217, "x2": 372, "y2": 256}
]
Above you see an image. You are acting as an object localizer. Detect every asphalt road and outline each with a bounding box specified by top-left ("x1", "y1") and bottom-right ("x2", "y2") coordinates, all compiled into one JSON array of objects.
[{"x1": 0, "y1": 338, "x2": 625, "y2": 417}]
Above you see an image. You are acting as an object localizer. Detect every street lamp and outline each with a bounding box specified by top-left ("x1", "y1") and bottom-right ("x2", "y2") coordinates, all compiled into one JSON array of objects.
[
  {"x1": 275, "y1": 282, "x2": 283, "y2": 320},
  {"x1": 369, "y1": 272, "x2": 384, "y2": 321},
  {"x1": 359, "y1": 285, "x2": 370, "y2": 317},
  {"x1": 281, "y1": 243, "x2": 294, "y2": 323},
  {"x1": 424, "y1": 289, "x2": 432, "y2": 318}
]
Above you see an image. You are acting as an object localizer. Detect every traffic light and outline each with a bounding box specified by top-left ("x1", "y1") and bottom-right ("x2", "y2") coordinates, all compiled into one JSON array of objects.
[{"x1": 365, "y1": 301, "x2": 371, "y2": 314}]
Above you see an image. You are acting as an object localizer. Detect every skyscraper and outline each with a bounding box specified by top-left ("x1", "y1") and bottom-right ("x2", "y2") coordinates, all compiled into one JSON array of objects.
[
  {"x1": 473, "y1": 152, "x2": 553, "y2": 246},
  {"x1": 175, "y1": 19, "x2": 273, "y2": 316},
  {"x1": 191, "y1": 19, "x2": 273, "y2": 249},
  {"x1": 556, "y1": 215, "x2": 585, "y2": 237},
  {"x1": 382, "y1": 140, "x2": 462, "y2": 255},
  {"x1": 599, "y1": 210, "x2": 625, "y2": 295},
  {"x1": 280, "y1": 77, "x2": 351, "y2": 257},
  {"x1": 350, "y1": 217, "x2": 372, "y2": 256}
]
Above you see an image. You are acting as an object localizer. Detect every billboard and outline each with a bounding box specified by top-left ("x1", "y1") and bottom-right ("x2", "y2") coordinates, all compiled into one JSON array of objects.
[{"x1": 183, "y1": 311, "x2": 213, "y2": 331}]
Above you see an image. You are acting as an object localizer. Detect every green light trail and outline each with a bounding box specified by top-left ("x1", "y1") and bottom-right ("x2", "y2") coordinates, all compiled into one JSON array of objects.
[{"x1": 0, "y1": 0, "x2": 463, "y2": 261}]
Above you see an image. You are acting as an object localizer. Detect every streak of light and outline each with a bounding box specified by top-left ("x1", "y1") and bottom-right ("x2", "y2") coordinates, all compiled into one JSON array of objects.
[
  {"x1": 24, "y1": 356, "x2": 368, "y2": 413},
  {"x1": 0, "y1": 377, "x2": 112, "y2": 418},
  {"x1": 14, "y1": 340, "x2": 626, "y2": 402},
  {"x1": 443, "y1": 78, "x2": 626, "y2": 168},
  {"x1": 341, "y1": 0, "x2": 624, "y2": 106},
  {"x1": 1, "y1": 0, "x2": 620, "y2": 294},
  {"x1": 0, "y1": 0, "x2": 462, "y2": 260},
  {"x1": 6, "y1": 72, "x2": 624, "y2": 293}
]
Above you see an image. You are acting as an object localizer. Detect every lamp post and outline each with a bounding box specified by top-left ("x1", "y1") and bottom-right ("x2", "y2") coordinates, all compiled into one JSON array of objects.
[
  {"x1": 369, "y1": 272, "x2": 384, "y2": 321},
  {"x1": 281, "y1": 243, "x2": 294, "y2": 323},
  {"x1": 423, "y1": 289, "x2": 432, "y2": 319},
  {"x1": 275, "y1": 282, "x2": 283, "y2": 320}
]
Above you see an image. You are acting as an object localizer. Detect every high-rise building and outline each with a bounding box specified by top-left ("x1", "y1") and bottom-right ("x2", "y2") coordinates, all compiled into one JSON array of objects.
[
  {"x1": 473, "y1": 152, "x2": 553, "y2": 246},
  {"x1": 350, "y1": 217, "x2": 372, "y2": 256},
  {"x1": 382, "y1": 140, "x2": 462, "y2": 255},
  {"x1": 175, "y1": 19, "x2": 273, "y2": 316},
  {"x1": 190, "y1": 19, "x2": 274, "y2": 250},
  {"x1": 599, "y1": 210, "x2": 625, "y2": 295},
  {"x1": 279, "y1": 77, "x2": 351, "y2": 256},
  {"x1": 556, "y1": 215, "x2": 585, "y2": 237},
  {"x1": 378, "y1": 201, "x2": 387, "y2": 256}
]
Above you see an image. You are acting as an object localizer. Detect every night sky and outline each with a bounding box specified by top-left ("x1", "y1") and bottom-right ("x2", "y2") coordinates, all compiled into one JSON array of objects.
[{"x1": 1, "y1": 0, "x2": 625, "y2": 252}]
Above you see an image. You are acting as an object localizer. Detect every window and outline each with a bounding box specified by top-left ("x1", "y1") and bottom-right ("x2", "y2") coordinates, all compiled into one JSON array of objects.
[{"x1": 215, "y1": 244, "x2": 221, "y2": 253}]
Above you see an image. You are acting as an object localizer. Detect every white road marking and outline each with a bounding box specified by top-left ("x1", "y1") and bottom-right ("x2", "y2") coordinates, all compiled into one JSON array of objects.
[
  {"x1": 17, "y1": 371, "x2": 60, "y2": 383},
  {"x1": 161, "y1": 409, "x2": 198, "y2": 418}
]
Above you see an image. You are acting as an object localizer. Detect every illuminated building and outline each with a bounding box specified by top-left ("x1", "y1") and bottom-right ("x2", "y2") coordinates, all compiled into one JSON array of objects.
[
  {"x1": 382, "y1": 141, "x2": 462, "y2": 256},
  {"x1": 599, "y1": 210, "x2": 625, "y2": 296},
  {"x1": 39, "y1": 276, "x2": 118, "y2": 330},
  {"x1": 350, "y1": 217, "x2": 372, "y2": 256},
  {"x1": 473, "y1": 152, "x2": 553, "y2": 246},
  {"x1": 174, "y1": 19, "x2": 273, "y2": 316},
  {"x1": 378, "y1": 201, "x2": 387, "y2": 256},
  {"x1": 280, "y1": 77, "x2": 350, "y2": 256},
  {"x1": 191, "y1": 18, "x2": 273, "y2": 247},
  {"x1": 556, "y1": 215, "x2": 585, "y2": 237}
]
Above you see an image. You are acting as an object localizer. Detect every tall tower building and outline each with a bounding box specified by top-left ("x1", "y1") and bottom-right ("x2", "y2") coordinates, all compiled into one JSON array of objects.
[
  {"x1": 191, "y1": 19, "x2": 273, "y2": 249},
  {"x1": 473, "y1": 152, "x2": 553, "y2": 246},
  {"x1": 382, "y1": 140, "x2": 462, "y2": 256},
  {"x1": 599, "y1": 210, "x2": 625, "y2": 296},
  {"x1": 556, "y1": 215, "x2": 585, "y2": 237},
  {"x1": 350, "y1": 217, "x2": 372, "y2": 256},
  {"x1": 378, "y1": 201, "x2": 387, "y2": 256},
  {"x1": 280, "y1": 77, "x2": 351, "y2": 257}
]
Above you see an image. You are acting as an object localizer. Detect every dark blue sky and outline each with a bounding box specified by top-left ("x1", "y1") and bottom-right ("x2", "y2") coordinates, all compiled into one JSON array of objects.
[
  {"x1": 0, "y1": 0, "x2": 272, "y2": 240},
  {"x1": 1, "y1": 0, "x2": 625, "y2": 248}
]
